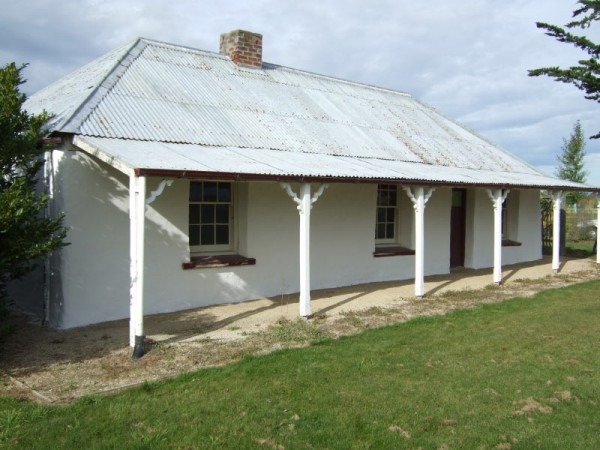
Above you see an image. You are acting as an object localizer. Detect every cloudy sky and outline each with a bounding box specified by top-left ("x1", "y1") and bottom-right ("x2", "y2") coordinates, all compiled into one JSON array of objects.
[{"x1": 1, "y1": 0, "x2": 599, "y2": 186}]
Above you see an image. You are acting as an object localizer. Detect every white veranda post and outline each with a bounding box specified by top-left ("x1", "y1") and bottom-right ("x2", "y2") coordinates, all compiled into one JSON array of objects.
[
  {"x1": 403, "y1": 186, "x2": 435, "y2": 297},
  {"x1": 129, "y1": 175, "x2": 146, "y2": 357},
  {"x1": 281, "y1": 182, "x2": 328, "y2": 317},
  {"x1": 129, "y1": 177, "x2": 173, "y2": 358},
  {"x1": 299, "y1": 184, "x2": 311, "y2": 316},
  {"x1": 486, "y1": 189, "x2": 509, "y2": 285},
  {"x1": 551, "y1": 191, "x2": 564, "y2": 273}
]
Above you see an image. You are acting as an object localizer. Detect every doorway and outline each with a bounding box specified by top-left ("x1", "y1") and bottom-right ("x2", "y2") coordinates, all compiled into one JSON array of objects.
[{"x1": 450, "y1": 189, "x2": 466, "y2": 268}]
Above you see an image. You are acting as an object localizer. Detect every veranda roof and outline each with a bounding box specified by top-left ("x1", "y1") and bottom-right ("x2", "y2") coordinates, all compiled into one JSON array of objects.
[{"x1": 75, "y1": 135, "x2": 594, "y2": 191}]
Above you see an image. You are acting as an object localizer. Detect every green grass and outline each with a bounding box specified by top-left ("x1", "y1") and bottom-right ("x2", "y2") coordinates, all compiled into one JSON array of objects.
[
  {"x1": 565, "y1": 239, "x2": 596, "y2": 257},
  {"x1": 2, "y1": 281, "x2": 600, "y2": 449}
]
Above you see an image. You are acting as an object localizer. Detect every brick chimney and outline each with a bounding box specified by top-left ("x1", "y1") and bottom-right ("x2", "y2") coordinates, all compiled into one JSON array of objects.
[{"x1": 219, "y1": 29, "x2": 263, "y2": 68}]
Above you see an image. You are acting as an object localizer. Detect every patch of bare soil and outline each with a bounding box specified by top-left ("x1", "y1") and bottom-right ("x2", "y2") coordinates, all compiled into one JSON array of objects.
[{"x1": 1, "y1": 258, "x2": 599, "y2": 404}]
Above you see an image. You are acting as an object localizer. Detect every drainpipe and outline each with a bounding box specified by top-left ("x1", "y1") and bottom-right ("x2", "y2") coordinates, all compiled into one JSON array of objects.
[
  {"x1": 281, "y1": 182, "x2": 328, "y2": 317},
  {"x1": 42, "y1": 150, "x2": 54, "y2": 325},
  {"x1": 403, "y1": 186, "x2": 435, "y2": 297},
  {"x1": 551, "y1": 191, "x2": 564, "y2": 273},
  {"x1": 486, "y1": 189, "x2": 509, "y2": 284}
]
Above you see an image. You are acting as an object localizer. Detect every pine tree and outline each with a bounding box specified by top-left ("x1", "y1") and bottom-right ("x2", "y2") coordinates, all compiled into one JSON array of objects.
[
  {"x1": 0, "y1": 63, "x2": 68, "y2": 340},
  {"x1": 556, "y1": 121, "x2": 588, "y2": 206},
  {"x1": 529, "y1": 1, "x2": 600, "y2": 138}
]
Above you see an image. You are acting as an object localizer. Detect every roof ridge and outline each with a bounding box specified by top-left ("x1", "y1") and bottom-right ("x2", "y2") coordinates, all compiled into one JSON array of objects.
[
  {"x1": 132, "y1": 37, "x2": 413, "y2": 99},
  {"x1": 60, "y1": 38, "x2": 148, "y2": 133}
]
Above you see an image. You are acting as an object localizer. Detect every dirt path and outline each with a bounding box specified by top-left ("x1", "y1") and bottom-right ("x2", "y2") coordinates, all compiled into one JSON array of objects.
[{"x1": 1, "y1": 256, "x2": 599, "y2": 403}]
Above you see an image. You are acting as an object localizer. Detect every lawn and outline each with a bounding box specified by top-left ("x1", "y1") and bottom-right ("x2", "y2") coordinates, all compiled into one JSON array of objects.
[
  {"x1": 1, "y1": 281, "x2": 599, "y2": 449},
  {"x1": 565, "y1": 239, "x2": 597, "y2": 258}
]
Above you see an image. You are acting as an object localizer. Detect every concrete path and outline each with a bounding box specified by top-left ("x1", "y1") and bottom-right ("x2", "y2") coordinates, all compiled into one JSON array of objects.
[{"x1": 144, "y1": 256, "x2": 596, "y2": 343}]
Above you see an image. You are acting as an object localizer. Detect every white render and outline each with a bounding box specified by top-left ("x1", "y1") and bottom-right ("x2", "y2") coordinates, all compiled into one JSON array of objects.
[
  {"x1": 464, "y1": 189, "x2": 542, "y2": 270},
  {"x1": 30, "y1": 149, "x2": 544, "y2": 329}
]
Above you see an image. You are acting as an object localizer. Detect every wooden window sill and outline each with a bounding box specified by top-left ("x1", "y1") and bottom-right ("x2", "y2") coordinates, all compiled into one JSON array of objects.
[
  {"x1": 502, "y1": 239, "x2": 522, "y2": 247},
  {"x1": 182, "y1": 254, "x2": 256, "y2": 269},
  {"x1": 373, "y1": 246, "x2": 416, "y2": 257}
]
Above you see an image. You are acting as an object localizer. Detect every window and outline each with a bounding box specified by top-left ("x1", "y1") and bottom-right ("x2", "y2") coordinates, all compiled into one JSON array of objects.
[
  {"x1": 373, "y1": 184, "x2": 414, "y2": 256},
  {"x1": 189, "y1": 181, "x2": 233, "y2": 253},
  {"x1": 375, "y1": 184, "x2": 398, "y2": 243}
]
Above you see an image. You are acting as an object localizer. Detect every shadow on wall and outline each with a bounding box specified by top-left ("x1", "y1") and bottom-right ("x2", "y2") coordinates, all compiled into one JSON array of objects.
[
  {"x1": 49, "y1": 151, "x2": 195, "y2": 328},
  {"x1": 53, "y1": 150, "x2": 260, "y2": 326}
]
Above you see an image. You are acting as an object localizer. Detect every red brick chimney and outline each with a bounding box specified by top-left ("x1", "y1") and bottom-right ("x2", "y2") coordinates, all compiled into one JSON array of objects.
[{"x1": 219, "y1": 29, "x2": 263, "y2": 68}]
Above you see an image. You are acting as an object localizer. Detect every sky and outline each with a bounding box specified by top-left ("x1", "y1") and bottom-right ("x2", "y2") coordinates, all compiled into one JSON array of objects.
[{"x1": 1, "y1": 0, "x2": 599, "y2": 186}]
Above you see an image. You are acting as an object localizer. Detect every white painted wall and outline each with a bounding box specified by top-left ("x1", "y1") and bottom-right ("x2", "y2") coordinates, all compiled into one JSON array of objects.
[
  {"x1": 48, "y1": 150, "x2": 130, "y2": 328},
  {"x1": 503, "y1": 189, "x2": 543, "y2": 266},
  {"x1": 38, "y1": 150, "x2": 544, "y2": 328},
  {"x1": 464, "y1": 188, "x2": 542, "y2": 269}
]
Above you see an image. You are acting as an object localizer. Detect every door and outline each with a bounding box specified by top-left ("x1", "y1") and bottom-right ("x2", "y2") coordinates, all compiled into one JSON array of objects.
[{"x1": 450, "y1": 189, "x2": 466, "y2": 268}]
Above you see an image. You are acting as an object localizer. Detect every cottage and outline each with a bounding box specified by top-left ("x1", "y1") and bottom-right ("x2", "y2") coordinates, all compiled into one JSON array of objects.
[{"x1": 19, "y1": 30, "x2": 599, "y2": 356}]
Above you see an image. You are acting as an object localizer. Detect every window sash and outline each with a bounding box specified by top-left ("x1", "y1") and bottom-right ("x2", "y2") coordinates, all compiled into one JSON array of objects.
[
  {"x1": 375, "y1": 184, "x2": 398, "y2": 244},
  {"x1": 189, "y1": 181, "x2": 234, "y2": 253}
]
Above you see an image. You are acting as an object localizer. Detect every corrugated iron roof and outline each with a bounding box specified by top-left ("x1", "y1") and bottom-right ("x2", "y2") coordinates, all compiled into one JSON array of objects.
[
  {"x1": 25, "y1": 37, "x2": 599, "y2": 191},
  {"x1": 75, "y1": 136, "x2": 594, "y2": 191}
]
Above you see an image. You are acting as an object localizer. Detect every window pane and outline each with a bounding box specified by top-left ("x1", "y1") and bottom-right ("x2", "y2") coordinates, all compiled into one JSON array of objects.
[
  {"x1": 203, "y1": 182, "x2": 217, "y2": 202},
  {"x1": 377, "y1": 190, "x2": 389, "y2": 206},
  {"x1": 389, "y1": 188, "x2": 397, "y2": 205},
  {"x1": 216, "y1": 225, "x2": 229, "y2": 245},
  {"x1": 201, "y1": 205, "x2": 215, "y2": 224},
  {"x1": 386, "y1": 207, "x2": 395, "y2": 223},
  {"x1": 189, "y1": 182, "x2": 202, "y2": 201},
  {"x1": 386, "y1": 223, "x2": 395, "y2": 239},
  {"x1": 201, "y1": 225, "x2": 215, "y2": 245},
  {"x1": 218, "y1": 183, "x2": 231, "y2": 202},
  {"x1": 376, "y1": 224, "x2": 386, "y2": 240},
  {"x1": 189, "y1": 204, "x2": 200, "y2": 224},
  {"x1": 377, "y1": 185, "x2": 397, "y2": 207},
  {"x1": 377, "y1": 207, "x2": 385, "y2": 222},
  {"x1": 189, "y1": 225, "x2": 200, "y2": 246},
  {"x1": 216, "y1": 204, "x2": 229, "y2": 223}
]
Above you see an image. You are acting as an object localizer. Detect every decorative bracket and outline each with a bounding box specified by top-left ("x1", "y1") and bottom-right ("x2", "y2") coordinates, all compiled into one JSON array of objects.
[
  {"x1": 311, "y1": 183, "x2": 329, "y2": 205},
  {"x1": 281, "y1": 183, "x2": 303, "y2": 210},
  {"x1": 550, "y1": 190, "x2": 565, "y2": 204},
  {"x1": 146, "y1": 179, "x2": 173, "y2": 209},
  {"x1": 486, "y1": 188, "x2": 510, "y2": 210},
  {"x1": 280, "y1": 183, "x2": 329, "y2": 212},
  {"x1": 403, "y1": 186, "x2": 435, "y2": 212}
]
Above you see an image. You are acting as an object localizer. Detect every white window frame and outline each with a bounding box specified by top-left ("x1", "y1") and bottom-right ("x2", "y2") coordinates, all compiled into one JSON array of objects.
[
  {"x1": 189, "y1": 180, "x2": 237, "y2": 255},
  {"x1": 375, "y1": 184, "x2": 399, "y2": 246}
]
